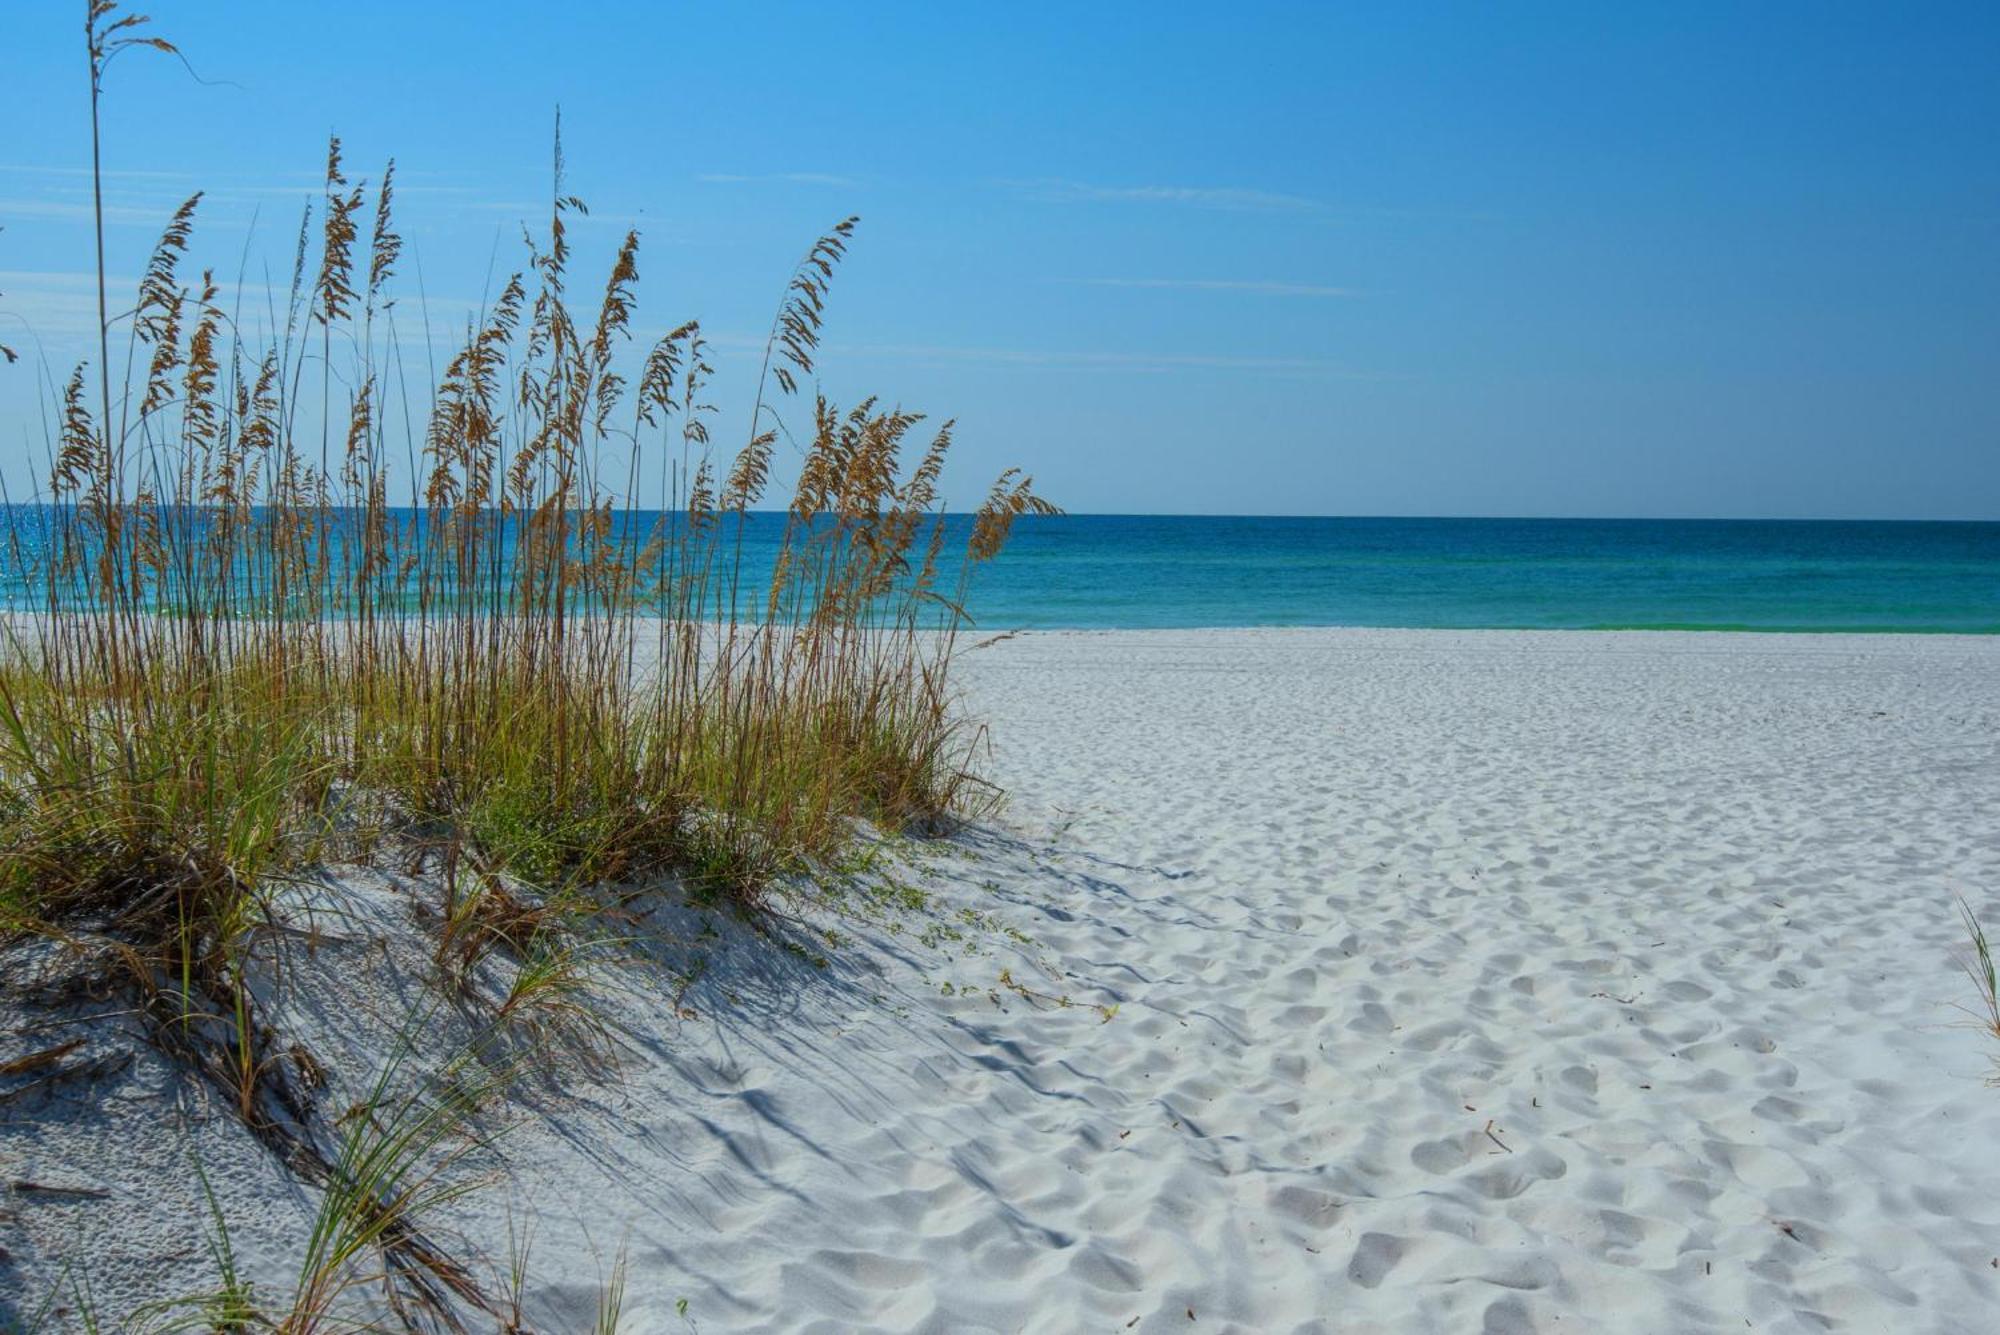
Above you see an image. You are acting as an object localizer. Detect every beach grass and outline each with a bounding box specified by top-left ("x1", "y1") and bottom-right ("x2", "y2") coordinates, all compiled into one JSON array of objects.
[
  {"x1": 0, "y1": 5, "x2": 1052, "y2": 1325},
  {"x1": 0, "y1": 39, "x2": 1052, "y2": 946}
]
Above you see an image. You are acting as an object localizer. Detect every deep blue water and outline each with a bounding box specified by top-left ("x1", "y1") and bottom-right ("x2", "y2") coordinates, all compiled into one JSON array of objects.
[{"x1": 4, "y1": 510, "x2": 1995, "y2": 632}]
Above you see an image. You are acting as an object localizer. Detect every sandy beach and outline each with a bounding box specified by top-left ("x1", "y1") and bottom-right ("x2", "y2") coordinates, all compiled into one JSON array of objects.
[
  {"x1": 6, "y1": 628, "x2": 2000, "y2": 1333},
  {"x1": 951, "y1": 629, "x2": 2000, "y2": 1331}
]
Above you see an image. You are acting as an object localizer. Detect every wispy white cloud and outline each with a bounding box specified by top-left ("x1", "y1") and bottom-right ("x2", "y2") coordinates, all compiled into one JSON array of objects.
[
  {"x1": 697, "y1": 172, "x2": 859, "y2": 189},
  {"x1": 0, "y1": 269, "x2": 147, "y2": 344},
  {"x1": 814, "y1": 337, "x2": 1392, "y2": 378},
  {"x1": 0, "y1": 164, "x2": 198, "y2": 182},
  {"x1": 0, "y1": 163, "x2": 471, "y2": 192},
  {"x1": 688, "y1": 326, "x2": 1387, "y2": 377},
  {"x1": 998, "y1": 177, "x2": 1319, "y2": 212},
  {"x1": 0, "y1": 161, "x2": 505, "y2": 238},
  {"x1": 457, "y1": 199, "x2": 650, "y2": 227},
  {"x1": 0, "y1": 178, "x2": 291, "y2": 231},
  {"x1": 1071, "y1": 277, "x2": 1359, "y2": 299},
  {"x1": 0, "y1": 197, "x2": 181, "y2": 226},
  {"x1": 0, "y1": 268, "x2": 485, "y2": 352},
  {"x1": 0, "y1": 269, "x2": 123, "y2": 286},
  {"x1": 999, "y1": 177, "x2": 1501, "y2": 223}
]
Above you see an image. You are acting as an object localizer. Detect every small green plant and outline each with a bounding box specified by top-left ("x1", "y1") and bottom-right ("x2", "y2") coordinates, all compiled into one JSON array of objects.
[
  {"x1": 285, "y1": 1038, "x2": 498, "y2": 1332},
  {"x1": 592, "y1": 1243, "x2": 630, "y2": 1335},
  {"x1": 1956, "y1": 897, "x2": 2000, "y2": 1083},
  {"x1": 499, "y1": 1211, "x2": 537, "y2": 1333},
  {"x1": 494, "y1": 918, "x2": 620, "y2": 1058},
  {"x1": 135, "y1": 1145, "x2": 263, "y2": 1332},
  {"x1": 6, "y1": 1260, "x2": 83, "y2": 1335}
]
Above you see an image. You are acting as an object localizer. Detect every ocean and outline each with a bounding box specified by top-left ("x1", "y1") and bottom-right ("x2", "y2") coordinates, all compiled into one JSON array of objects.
[
  {"x1": 3, "y1": 511, "x2": 1994, "y2": 633},
  {"x1": 963, "y1": 515, "x2": 2000, "y2": 633}
]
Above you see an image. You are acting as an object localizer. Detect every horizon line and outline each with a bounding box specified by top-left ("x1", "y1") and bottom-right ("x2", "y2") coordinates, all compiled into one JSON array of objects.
[
  {"x1": 0, "y1": 501, "x2": 1991, "y2": 525},
  {"x1": 1013, "y1": 512, "x2": 2000, "y2": 524}
]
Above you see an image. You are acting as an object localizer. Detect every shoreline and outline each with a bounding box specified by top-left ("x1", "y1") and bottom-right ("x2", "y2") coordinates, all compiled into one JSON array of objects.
[{"x1": 967, "y1": 623, "x2": 2000, "y2": 640}]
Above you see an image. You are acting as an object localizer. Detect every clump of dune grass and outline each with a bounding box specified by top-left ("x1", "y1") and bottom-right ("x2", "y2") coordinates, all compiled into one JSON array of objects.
[
  {"x1": 102, "y1": 1025, "x2": 510, "y2": 1335},
  {"x1": 0, "y1": 3, "x2": 1053, "y2": 1324},
  {"x1": 1, "y1": 23, "x2": 1052, "y2": 937},
  {"x1": 0, "y1": 133, "x2": 1055, "y2": 938}
]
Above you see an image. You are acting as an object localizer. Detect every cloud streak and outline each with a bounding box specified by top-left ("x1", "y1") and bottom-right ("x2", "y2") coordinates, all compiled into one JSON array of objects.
[
  {"x1": 815, "y1": 337, "x2": 1392, "y2": 379},
  {"x1": 0, "y1": 161, "x2": 511, "y2": 237},
  {"x1": 698, "y1": 172, "x2": 860, "y2": 189},
  {"x1": 687, "y1": 327, "x2": 1386, "y2": 377},
  {"x1": 999, "y1": 177, "x2": 1499, "y2": 224},
  {"x1": 0, "y1": 198, "x2": 185, "y2": 227},
  {"x1": 0, "y1": 163, "x2": 197, "y2": 181},
  {"x1": 999, "y1": 177, "x2": 1318, "y2": 212},
  {"x1": 0, "y1": 268, "x2": 485, "y2": 351},
  {"x1": 1072, "y1": 277, "x2": 1359, "y2": 299}
]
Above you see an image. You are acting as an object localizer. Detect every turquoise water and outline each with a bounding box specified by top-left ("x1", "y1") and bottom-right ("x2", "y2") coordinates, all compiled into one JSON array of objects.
[
  {"x1": 967, "y1": 516, "x2": 2000, "y2": 632},
  {"x1": 4, "y1": 510, "x2": 1994, "y2": 632}
]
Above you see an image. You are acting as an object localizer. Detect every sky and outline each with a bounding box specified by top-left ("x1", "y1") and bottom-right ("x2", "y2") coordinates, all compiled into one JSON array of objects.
[{"x1": 1, "y1": 1, "x2": 1996, "y2": 519}]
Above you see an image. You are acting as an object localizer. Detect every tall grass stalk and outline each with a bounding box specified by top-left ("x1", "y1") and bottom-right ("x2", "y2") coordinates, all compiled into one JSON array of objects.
[{"x1": 0, "y1": 112, "x2": 1052, "y2": 993}]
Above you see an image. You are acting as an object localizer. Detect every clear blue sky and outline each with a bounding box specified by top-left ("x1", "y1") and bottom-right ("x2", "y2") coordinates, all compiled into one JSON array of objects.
[{"x1": 2, "y1": 1, "x2": 1996, "y2": 517}]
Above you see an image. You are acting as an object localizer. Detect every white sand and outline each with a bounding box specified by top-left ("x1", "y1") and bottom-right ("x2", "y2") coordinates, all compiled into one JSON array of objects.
[
  {"x1": 5, "y1": 628, "x2": 2000, "y2": 1333},
  {"x1": 951, "y1": 629, "x2": 2000, "y2": 1332}
]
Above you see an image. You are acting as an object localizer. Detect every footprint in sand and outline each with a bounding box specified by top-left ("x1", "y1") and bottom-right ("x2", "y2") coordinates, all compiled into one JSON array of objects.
[{"x1": 1347, "y1": 1232, "x2": 1408, "y2": 1289}]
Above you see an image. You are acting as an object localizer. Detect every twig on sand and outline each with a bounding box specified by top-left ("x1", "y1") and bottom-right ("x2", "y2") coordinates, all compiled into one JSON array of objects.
[
  {"x1": 1483, "y1": 1119, "x2": 1513, "y2": 1154},
  {"x1": 10, "y1": 1180, "x2": 113, "y2": 1200},
  {"x1": 0, "y1": 1040, "x2": 84, "y2": 1076}
]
